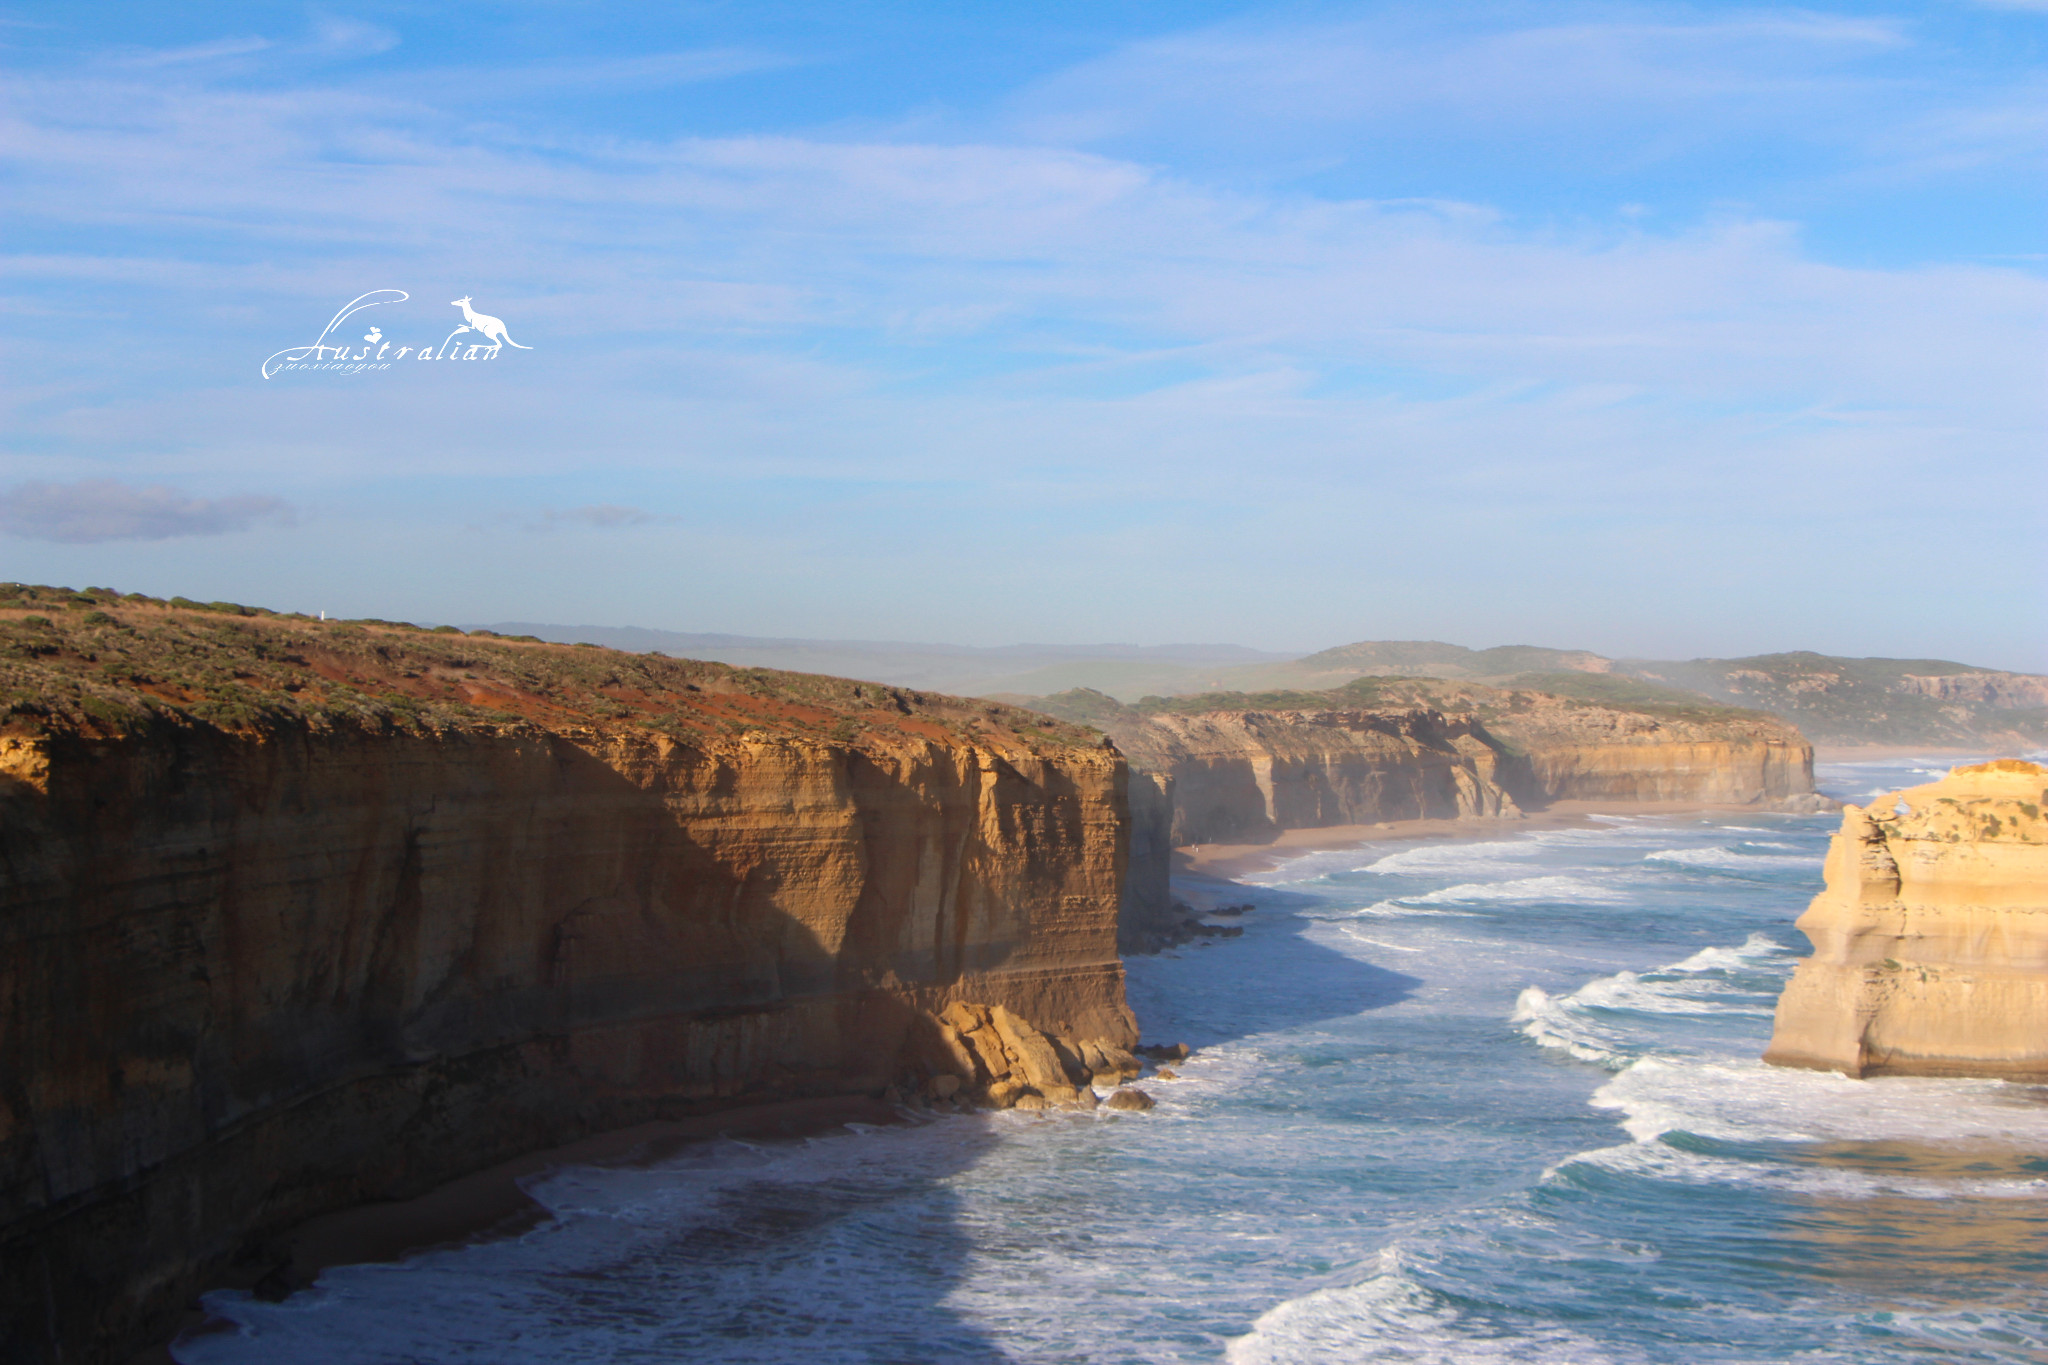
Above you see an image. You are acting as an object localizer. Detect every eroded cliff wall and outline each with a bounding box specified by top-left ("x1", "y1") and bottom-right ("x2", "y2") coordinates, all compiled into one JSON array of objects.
[
  {"x1": 1485, "y1": 700, "x2": 1813, "y2": 806},
  {"x1": 1027, "y1": 684, "x2": 1813, "y2": 858},
  {"x1": 1764, "y1": 759, "x2": 2048, "y2": 1080},
  {"x1": 1133, "y1": 708, "x2": 1521, "y2": 845},
  {"x1": 1118, "y1": 769, "x2": 1179, "y2": 951},
  {"x1": 0, "y1": 597, "x2": 1136, "y2": 1364}
]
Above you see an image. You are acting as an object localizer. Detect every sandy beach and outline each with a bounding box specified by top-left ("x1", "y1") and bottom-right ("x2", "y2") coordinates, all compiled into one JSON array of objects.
[
  {"x1": 1811, "y1": 745, "x2": 2005, "y2": 763},
  {"x1": 1172, "y1": 799, "x2": 1815, "y2": 883}
]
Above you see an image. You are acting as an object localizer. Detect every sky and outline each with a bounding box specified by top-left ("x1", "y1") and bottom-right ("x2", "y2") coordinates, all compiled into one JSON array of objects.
[{"x1": 1, "y1": 1, "x2": 2042, "y2": 668}]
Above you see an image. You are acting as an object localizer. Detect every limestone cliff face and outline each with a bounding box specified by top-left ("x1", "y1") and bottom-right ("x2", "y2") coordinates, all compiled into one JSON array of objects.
[
  {"x1": 1027, "y1": 685, "x2": 1813, "y2": 859},
  {"x1": 1118, "y1": 769, "x2": 1179, "y2": 951},
  {"x1": 1764, "y1": 760, "x2": 2048, "y2": 1080},
  {"x1": 0, "y1": 599, "x2": 1136, "y2": 1364},
  {"x1": 1484, "y1": 699, "x2": 1813, "y2": 806},
  {"x1": 1109, "y1": 707, "x2": 1521, "y2": 846}
]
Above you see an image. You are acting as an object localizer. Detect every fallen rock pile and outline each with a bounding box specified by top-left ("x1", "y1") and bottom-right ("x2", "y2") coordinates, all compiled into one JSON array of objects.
[{"x1": 890, "y1": 1002, "x2": 1174, "y2": 1113}]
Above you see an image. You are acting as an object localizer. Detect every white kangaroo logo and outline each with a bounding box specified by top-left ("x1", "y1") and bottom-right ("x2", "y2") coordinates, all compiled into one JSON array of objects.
[{"x1": 451, "y1": 296, "x2": 531, "y2": 349}]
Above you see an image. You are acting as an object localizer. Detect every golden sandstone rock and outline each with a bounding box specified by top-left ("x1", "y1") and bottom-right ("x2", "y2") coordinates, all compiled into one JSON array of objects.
[
  {"x1": 916, "y1": 1000, "x2": 1137, "y2": 1109},
  {"x1": 1765, "y1": 760, "x2": 2048, "y2": 1080},
  {"x1": 0, "y1": 602, "x2": 1140, "y2": 1361}
]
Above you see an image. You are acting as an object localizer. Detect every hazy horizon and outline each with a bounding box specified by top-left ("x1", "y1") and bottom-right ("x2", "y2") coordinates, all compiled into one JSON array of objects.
[{"x1": 3, "y1": 2, "x2": 2042, "y2": 670}]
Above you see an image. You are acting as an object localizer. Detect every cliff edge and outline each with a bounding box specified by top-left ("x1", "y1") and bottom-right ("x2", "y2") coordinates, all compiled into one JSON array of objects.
[
  {"x1": 0, "y1": 587, "x2": 1138, "y2": 1363},
  {"x1": 1764, "y1": 759, "x2": 2048, "y2": 1080}
]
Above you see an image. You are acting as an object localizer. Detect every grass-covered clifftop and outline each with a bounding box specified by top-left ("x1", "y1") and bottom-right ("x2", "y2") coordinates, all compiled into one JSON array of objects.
[
  {"x1": 1614, "y1": 652, "x2": 2048, "y2": 748},
  {"x1": 1131, "y1": 642, "x2": 2047, "y2": 748},
  {"x1": 0, "y1": 582, "x2": 1100, "y2": 755}
]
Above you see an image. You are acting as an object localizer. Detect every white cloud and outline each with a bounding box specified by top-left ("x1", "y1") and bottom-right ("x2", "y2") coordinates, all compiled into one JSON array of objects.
[
  {"x1": 0, "y1": 9, "x2": 2038, "y2": 663},
  {"x1": 306, "y1": 16, "x2": 400, "y2": 60},
  {"x1": 1004, "y1": 12, "x2": 1909, "y2": 148},
  {"x1": 534, "y1": 505, "x2": 669, "y2": 530},
  {"x1": 111, "y1": 36, "x2": 272, "y2": 68},
  {"x1": 0, "y1": 481, "x2": 295, "y2": 542}
]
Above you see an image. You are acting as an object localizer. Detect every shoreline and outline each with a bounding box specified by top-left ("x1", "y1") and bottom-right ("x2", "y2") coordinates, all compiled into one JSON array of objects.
[
  {"x1": 1174, "y1": 798, "x2": 1816, "y2": 884},
  {"x1": 149, "y1": 1095, "x2": 901, "y2": 1363}
]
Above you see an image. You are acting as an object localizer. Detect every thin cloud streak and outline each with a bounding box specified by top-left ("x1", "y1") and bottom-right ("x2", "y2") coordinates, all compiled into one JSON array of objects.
[
  {"x1": 0, "y1": 3, "x2": 2038, "y2": 665},
  {"x1": 0, "y1": 480, "x2": 295, "y2": 543}
]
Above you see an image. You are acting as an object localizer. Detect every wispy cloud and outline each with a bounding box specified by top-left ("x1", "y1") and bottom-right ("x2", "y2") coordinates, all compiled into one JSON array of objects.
[
  {"x1": 533, "y1": 504, "x2": 670, "y2": 530},
  {"x1": 0, "y1": 480, "x2": 295, "y2": 542},
  {"x1": 306, "y1": 15, "x2": 399, "y2": 60},
  {"x1": 111, "y1": 36, "x2": 272, "y2": 68},
  {"x1": 0, "y1": 3, "x2": 2038, "y2": 665},
  {"x1": 1004, "y1": 13, "x2": 1910, "y2": 149}
]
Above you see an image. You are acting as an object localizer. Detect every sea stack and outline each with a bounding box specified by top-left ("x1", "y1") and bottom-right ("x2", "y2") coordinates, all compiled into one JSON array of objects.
[{"x1": 1764, "y1": 759, "x2": 2048, "y2": 1079}]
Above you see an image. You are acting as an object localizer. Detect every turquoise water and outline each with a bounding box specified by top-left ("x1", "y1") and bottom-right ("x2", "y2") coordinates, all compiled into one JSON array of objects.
[{"x1": 178, "y1": 756, "x2": 2048, "y2": 1363}]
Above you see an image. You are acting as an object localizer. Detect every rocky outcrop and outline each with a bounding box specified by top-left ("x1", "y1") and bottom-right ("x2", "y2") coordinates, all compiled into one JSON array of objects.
[
  {"x1": 1764, "y1": 760, "x2": 2048, "y2": 1080},
  {"x1": 902, "y1": 1001, "x2": 1142, "y2": 1113},
  {"x1": 0, "y1": 596, "x2": 1138, "y2": 1364}
]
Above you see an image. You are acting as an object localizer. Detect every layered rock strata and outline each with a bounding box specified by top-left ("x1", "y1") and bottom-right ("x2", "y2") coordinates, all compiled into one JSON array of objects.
[
  {"x1": 1027, "y1": 685, "x2": 1813, "y2": 860},
  {"x1": 1765, "y1": 760, "x2": 2048, "y2": 1080},
  {"x1": 0, "y1": 595, "x2": 1138, "y2": 1364},
  {"x1": 1102, "y1": 706, "x2": 1521, "y2": 846},
  {"x1": 1483, "y1": 697, "x2": 1812, "y2": 806},
  {"x1": 1118, "y1": 769, "x2": 1180, "y2": 952}
]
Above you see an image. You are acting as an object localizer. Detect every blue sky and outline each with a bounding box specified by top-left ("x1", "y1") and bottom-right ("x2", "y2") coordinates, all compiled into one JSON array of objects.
[{"x1": 1, "y1": 1, "x2": 2042, "y2": 667}]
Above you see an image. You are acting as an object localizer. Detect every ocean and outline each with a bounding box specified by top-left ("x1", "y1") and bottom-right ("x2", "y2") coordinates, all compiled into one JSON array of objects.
[{"x1": 175, "y1": 756, "x2": 2048, "y2": 1364}]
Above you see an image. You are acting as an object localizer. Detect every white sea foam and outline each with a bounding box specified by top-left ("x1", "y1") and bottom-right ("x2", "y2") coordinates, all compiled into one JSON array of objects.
[
  {"x1": 1409, "y1": 874, "x2": 1633, "y2": 905},
  {"x1": 1667, "y1": 932, "x2": 1785, "y2": 973},
  {"x1": 1338, "y1": 925, "x2": 1425, "y2": 952},
  {"x1": 1643, "y1": 845, "x2": 1802, "y2": 871},
  {"x1": 1513, "y1": 935, "x2": 1792, "y2": 1064},
  {"x1": 1356, "y1": 840, "x2": 1545, "y2": 876},
  {"x1": 1512, "y1": 986, "x2": 1630, "y2": 1066},
  {"x1": 1555, "y1": 1138, "x2": 2048, "y2": 1203},
  {"x1": 1226, "y1": 1250, "x2": 1637, "y2": 1365},
  {"x1": 1565, "y1": 971, "x2": 1774, "y2": 1018},
  {"x1": 1589, "y1": 1056, "x2": 2048, "y2": 1148}
]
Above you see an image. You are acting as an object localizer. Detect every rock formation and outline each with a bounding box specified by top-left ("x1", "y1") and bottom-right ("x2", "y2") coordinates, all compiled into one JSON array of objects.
[
  {"x1": 1764, "y1": 759, "x2": 2048, "y2": 1080},
  {"x1": 0, "y1": 590, "x2": 1140, "y2": 1364},
  {"x1": 910, "y1": 1001, "x2": 1142, "y2": 1113},
  {"x1": 1482, "y1": 693, "x2": 1812, "y2": 806},
  {"x1": 1026, "y1": 682, "x2": 1814, "y2": 856},
  {"x1": 1119, "y1": 769, "x2": 1179, "y2": 951}
]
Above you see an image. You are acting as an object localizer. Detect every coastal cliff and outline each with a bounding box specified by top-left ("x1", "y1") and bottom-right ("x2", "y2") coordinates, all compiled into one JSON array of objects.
[
  {"x1": 1026, "y1": 680, "x2": 1813, "y2": 853},
  {"x1": 0, "y1": 589, "x2": 1138, "y2": 1363},
  {"x1": 1106, "y1": 706, "x2": 1520, "y2": 846},
  {"x1": 1480, "y1": 692, "x2": 1812, "y2": 806},
  {"x1": 1764, "y1": 759, "x2": 2048, "y2": 1080}
]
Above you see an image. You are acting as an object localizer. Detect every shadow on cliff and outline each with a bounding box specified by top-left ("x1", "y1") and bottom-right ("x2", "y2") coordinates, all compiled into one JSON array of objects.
[
  {"x1": 10, "y1": 719, "x2": 1060, "y2": 1365},
  {"x1": 1128, "y1": 878, "x2": 1422, "y2": 1050}
]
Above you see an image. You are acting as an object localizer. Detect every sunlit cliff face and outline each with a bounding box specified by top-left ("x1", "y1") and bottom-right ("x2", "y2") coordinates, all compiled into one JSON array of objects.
[{"x1": 1766, "y1": 759, "x2": 2048, "y2": 1080}]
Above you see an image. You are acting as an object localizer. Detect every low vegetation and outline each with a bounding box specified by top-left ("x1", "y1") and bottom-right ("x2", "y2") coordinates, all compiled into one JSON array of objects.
[{"x1": 0, "y1": 582, "x2": 1101, "y2": 755}]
